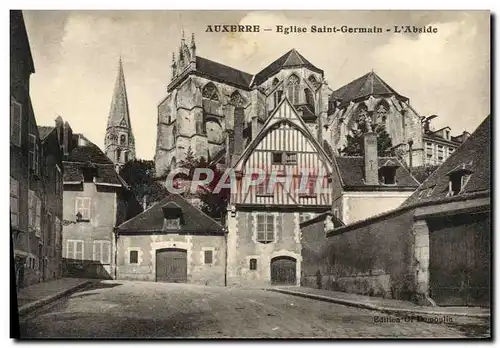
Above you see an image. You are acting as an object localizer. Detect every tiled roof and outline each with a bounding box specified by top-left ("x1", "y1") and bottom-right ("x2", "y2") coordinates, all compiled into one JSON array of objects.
[
  {"x1": 117, "y1": 194, "x2": 225, "y2": 234},
  {"x1": 410, "y1": 165, "x2": 440, "y2": 184},
  {"x1": 331, "y1": 71, "x2": 407, "y2": 106},
  {"x1": 196, "y1": 56, "x2": 253, "y2": 89},
  {"x1": 335, "y1": 156, "x2": 420, "y2": 189},
  {"x1": 403, "y1": 115, "x2": 491, "y2": 206},
  {"x1": 253, "y1": 49, "x2": 323, "y2": 86},
  {"x1": 63, "y1": 138, "x2": 124, "y2": 186},
  {"x1": 37, "y1": 126, "x2": 55, "y2": 140}
]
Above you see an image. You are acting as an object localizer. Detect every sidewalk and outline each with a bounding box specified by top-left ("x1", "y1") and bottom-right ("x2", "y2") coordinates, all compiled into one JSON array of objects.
[
  {"x1": 17, "y1": 277, "x2": 92, "y2": 316},
  {"x1": 268, "y1": 287, "x2": 490, "y2": 319}
]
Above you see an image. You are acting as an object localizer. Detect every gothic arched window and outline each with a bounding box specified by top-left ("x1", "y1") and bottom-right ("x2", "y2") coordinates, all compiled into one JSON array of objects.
[
  {"x1": 304, "y1": 88, "x2": 314, "y2": 113},
  {"x1": 120, "y1": 134, "x2": 127, "y2": 146},
  {"x1": 202, "y1": 83, "x2": 220, "y2": 102},
  {"x1": 287, "y1": 74, "x2": 300, "y2": 105},
  {"x1": 376, "y1": 102, "x2": 389, "y2": 125},
  {"x1": 230, "y1": 91, "x2": 244, "y2": 107},
  {"x1": 308, "y1": 75, "x2": 319, "y2": 89}
]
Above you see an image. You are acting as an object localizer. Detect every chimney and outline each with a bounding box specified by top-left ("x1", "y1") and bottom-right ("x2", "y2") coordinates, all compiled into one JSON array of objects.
[
  {"x1": 63, "y1": 121, "x2": 73, "y2": 157},
  {"x1": 363, "y1": 132, "x2": 378, "y2": 185}
]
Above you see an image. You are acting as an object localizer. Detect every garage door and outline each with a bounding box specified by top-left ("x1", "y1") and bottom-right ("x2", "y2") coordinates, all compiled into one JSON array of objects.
[
  {"x1": 428, "y1": 212, "x2": 490, "y2": 306},
  {"x1": 156, "y1": 248, "x2": 187, "y2": 283},
  {"x1": 271, "y1": 256, "x2": 296, "y2": 285}
]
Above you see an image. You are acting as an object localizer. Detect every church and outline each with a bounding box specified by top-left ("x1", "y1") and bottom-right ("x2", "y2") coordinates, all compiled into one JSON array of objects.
[{"x1": 106, "y1": 33, "x2": 425, "y2": 287}]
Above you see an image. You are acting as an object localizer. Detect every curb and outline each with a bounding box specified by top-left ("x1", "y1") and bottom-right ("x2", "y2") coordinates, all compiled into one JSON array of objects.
[
  {"x1": 267, "y1": 288, "x2": 491, "y2": 319},
  {"x1": 18, "y1": 280, "x2": 92, "y2": 317}
]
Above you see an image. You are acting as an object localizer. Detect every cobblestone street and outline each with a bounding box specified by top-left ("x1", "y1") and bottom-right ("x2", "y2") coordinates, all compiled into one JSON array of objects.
[{"x1": 19, "y1": 281, "x2": 490, "y2": 339}]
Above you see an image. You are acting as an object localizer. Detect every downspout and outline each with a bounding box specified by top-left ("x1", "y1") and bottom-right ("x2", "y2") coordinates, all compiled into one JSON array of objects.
[
  {"x1": 224, "y1": 224, "x2": 228, "y2": 287},
  {"x1": 408, "y1": 139, "x2": 414, "y2": 175}
]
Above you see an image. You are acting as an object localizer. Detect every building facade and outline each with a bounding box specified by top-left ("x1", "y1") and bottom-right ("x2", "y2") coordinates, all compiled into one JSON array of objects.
[
  {"x1": 225, "y1": 98, "x2": 333, "y2": 287},
  {"x1": 301, "y1": 115, "x2": 490, "y2": 306},
  {"x1": 62, "y1": 131, "x2": 141, "y2": 279},
  {"x1": 115, "y1": 194, "x2": 226, "y2": 285},
  {"x1": 104, "y1": 58, "x2": 136, "y2": 170},
  {"x1": 11, "y1": 10, "x2": 64, "y2": 288},
  {"x1": 422, "y1": 115, "x2": 471, "y2": 165}
]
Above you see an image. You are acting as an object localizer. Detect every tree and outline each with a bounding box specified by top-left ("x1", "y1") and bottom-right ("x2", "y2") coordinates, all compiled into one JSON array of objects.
[
  {"x1": 340, "y1": 123, "x2": 393, "y2": 157},
  {"x1": 119, "y1": 159, "x2": 167, "y2": 208}
]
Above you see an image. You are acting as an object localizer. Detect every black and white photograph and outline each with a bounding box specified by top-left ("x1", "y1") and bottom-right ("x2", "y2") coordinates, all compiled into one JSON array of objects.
[{"x1": 9, "y1": 9, "x2": 491, "y2": 339}]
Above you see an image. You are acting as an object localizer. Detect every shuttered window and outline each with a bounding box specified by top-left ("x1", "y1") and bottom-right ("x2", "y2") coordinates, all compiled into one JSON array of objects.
[
  {"x1": 10, "y1": 177, "x2": 19, "y2": 227},
  {"x1": 75, "y1": 197, "x2": 91, "y2": 220},
  {"x1": 129, "y1": 250, "x2": 138, "y2": 264},
  {"x1": 10, "y1": 99, "x2": 22, "y2": 147},
  {"x1": 67, "y1": 240, "x2": 84, "y2": 261},
  {"x1": 256, "y1": 214, "x2": 275, "y2": 243},
  {"x1": 204, "y1": 250, "x2": 213, "y2": 264},
  {"x1": 28, "y1": 134, "x2": 39, "y2": 174}
]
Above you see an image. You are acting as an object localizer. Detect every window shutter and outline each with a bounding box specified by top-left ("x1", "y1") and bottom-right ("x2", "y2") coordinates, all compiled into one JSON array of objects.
[
  {"x1": 35, "y1": 197, "x2": 42, "y2": 237},
  {"x1": 266, "y1": 214, "x2": 275, "y2": 242},
  {"x1": 256, "y1": 214, "x2": 265, "y2": 241},
  {"x1": 67, "y1": 241, "x2": 74, "y2": 259}
]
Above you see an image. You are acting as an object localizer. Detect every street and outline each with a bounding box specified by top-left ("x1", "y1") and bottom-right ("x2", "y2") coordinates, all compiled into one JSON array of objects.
[{"x1": 19, "y1": 280, "x2": 489, "y2": 339}]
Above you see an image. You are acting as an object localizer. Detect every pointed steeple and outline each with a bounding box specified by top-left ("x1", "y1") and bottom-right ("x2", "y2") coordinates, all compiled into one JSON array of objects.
[{"x1": 104, "y1": 57, "x2": 136, "y2": 167}]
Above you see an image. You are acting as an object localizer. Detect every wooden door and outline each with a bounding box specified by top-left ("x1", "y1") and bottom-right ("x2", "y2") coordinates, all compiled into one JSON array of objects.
[
  {"x1": 271, "y1": 256, "x2": 296, "y2": 285},
  {"x1": 429, "y1": 213, "x2": 490, "y2": 306},
  {"x1": 156, "y1": 249, "x2": 187, "y2": 283}
]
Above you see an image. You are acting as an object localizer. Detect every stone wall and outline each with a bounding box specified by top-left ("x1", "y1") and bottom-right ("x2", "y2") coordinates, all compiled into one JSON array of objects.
[
  {"x1": 226, "y1": 210, "x2": 302, "y2": 287},
  {"x1": 116, "y1": 234, "x2": 226, "y2": 286},
  {"x1": 301, "y1": 209, "x2": 417, "y2": 300}
]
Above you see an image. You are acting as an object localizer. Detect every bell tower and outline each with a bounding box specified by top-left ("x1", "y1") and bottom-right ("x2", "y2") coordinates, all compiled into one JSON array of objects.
[{"x1": 104, "y1": 57, "x2": 136, "y2": 170}]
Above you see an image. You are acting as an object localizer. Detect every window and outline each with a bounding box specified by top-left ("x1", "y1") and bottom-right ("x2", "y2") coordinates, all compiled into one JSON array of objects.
[
  {"x1": 124, "y1": 151, "x2": 129, "y2": 162},
  {"x1": 287, "y1": 75, "x2": 300, "y2": 104},
  {"x1": 129, "y1": 250, "x2": 138, "y2": 264},
  {"x1": 75, "y1": 197, "x2": 91, "y2": 221},
  {"x1": 308, "y1": 75, "x2": 319, "y2": 89},
  {"x1": 164, "y1": 218, "x2": 181, "y2": 229},
  {"x1": 256, "y1": 214, "x2": 275, "y2": 243},
  {"x1": 93, "y1": 240, "x2": 111, "y2": 264},
  {"x1": 116, "y1": 149, "x2": 121, "y2": 162},
  {"x1": 120, "y1": 134, "x2": 127, "y2": 145},
  {"x1": 29, "y1": 190, "x2": 41, "y2": 233},
  {"x1": 272, "y1": 152, "x2": 297, "y2": 165},
  {"x1": 272, "y1": 152, "x2": 282, "y2": 164},
  {"x1": 449, "y1": 173, "x2": 471, "y2": 196},
  {"x1": 272, "y1": 78, "x2": 279, "y2": 87},
  {"x1": 204, "y1": 250, "x2": 213, "y2": 264},
  {"x1": 67, "y1": 240, "x2": 84, "y2": 261},
  {"x1": 249, "y1": 258, "x2": 257, "y2": 270},
  {"x1": 28, "y1": 134, "x2": 39, "y2": 174},
  {"x1": 10, "y1": 177, "x2": 19, "y2": 228},
  {"x1": 449, "y1": 148, "x2": 454, "y2": 153},
  {"x1": 304, "y1": 88, "x2": 314, "y2": 112},
  {"x1": 376, "y1": 104, "x2": 388, "y2": 124},
  {"x1": 379, "y1": 167, "x2": 397, "y2": 185},
  {"x1": 10, "y1": 99, "x2": 22, "y2": 147},
  {"x1": 202, "y1": 83, "x2": 219, "y2": 102}
]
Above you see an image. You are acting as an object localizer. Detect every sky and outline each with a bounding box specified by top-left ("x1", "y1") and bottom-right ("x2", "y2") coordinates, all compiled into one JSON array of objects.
[{"x1": 23, "y1": 10, "x2": 490, "y2": 160}]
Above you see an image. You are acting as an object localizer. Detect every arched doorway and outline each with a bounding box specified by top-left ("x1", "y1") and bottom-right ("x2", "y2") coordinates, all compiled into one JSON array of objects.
[
  {"x1": 271, "y1": 256, "x2": 297, "y2": 285},
  {"x1": 156, "y1": 248, "x2": 187, "y2": 283}
]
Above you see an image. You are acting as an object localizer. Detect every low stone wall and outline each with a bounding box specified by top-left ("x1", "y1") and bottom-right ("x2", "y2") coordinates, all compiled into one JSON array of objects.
[{"x1": 301, "y1": 209, "x2": 418, "y2": 301}]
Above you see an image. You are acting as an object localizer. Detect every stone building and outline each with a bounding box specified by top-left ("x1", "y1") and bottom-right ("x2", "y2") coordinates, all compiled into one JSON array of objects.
[
  {"x1": 300, "y1": 115, "x2": 490, "y2": 306},
  {"x1": 104, "y1": 58, "x2": 136, "y2": 170},
  {"x1": 115, "y1": 194, "x2": 226, "y2": 284},
  {"x1": 421, "y1": 115, "x2": 471, "y2": 165},
  {"x1": 11, "y1": 10, "x2": 64, "y2": 288},
  {"x1": 155, "y1": 38, "x2": 431, "y2": 179},
  {"x1": 62, "y1": 130, "x2": 141, "y2": 279}
]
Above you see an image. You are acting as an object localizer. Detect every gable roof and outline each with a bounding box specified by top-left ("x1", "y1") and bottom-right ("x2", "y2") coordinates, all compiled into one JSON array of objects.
[
  {"x1": 37, "y1": 126, "x2": 55, "y2": 141},
  {"x1": 253, "y1": 49, "x2": 323, "y2": 86},
  {"x1": 196, "y1": 56, "x2": 253, "y2": 89},
  {"x1": 116, "y1": 194, "x2": 225, "y2": 234},
  {"x1": 403, "y1": 115, "x2": 491, "y2": 206},
  {"x1": 334, "y1": 156, "x2": 419, "y2": 189},
  {"x1": 233, "y1": 97, "x2": 332, "y2": 173},
  {"x1": 331, "y1": 71, "x2": 407, "y2": 106},
  {"x1": 63, "y1": 137, "x2": 124, "y2": 186}
]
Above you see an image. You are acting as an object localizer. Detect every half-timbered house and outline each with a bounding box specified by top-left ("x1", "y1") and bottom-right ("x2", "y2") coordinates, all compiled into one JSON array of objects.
[{"x1": 226, "y1": 97, "x2": 333, "y2": 287}]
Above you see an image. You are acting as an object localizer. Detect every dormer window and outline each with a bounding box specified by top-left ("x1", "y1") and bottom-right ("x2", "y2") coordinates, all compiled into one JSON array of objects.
[
  {"x1": 378, "y1": 160, "x2": 399, "y2": 185},
  {"x1": 446, "y1": 164, "x2": 473, "y2": 196},
  {"x1": 162, "y1": 204, "x2": 183, "y2": 230}
]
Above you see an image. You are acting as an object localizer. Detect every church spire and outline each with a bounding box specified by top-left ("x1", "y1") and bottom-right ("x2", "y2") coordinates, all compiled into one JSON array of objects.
[{"x1": 104, "y1": 57, "x2": 136, "y2": 168}]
